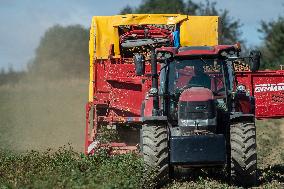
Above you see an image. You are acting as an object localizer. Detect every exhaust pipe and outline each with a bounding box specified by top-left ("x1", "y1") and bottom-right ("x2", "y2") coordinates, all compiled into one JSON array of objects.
[{"x1": 150, "y1": 48, "x2": 159, "y2": 116}]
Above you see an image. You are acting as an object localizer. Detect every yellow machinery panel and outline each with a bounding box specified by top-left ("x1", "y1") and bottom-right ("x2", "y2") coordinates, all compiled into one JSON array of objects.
[
  {"x1": 90, "y1": 14, "x2": 219, "y2": 60},
  {"x1": 180, "y1": 16, "x2": 219, "y2": 46},
  {"x1": 88, "y1": 14, "x2": 220, "y2": 101}
]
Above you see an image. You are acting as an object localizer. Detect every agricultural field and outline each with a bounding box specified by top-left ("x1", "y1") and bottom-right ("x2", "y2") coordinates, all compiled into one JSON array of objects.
[
  {"x1": 0, "y1": 78, "x2": 87, "y2": 152},
  {"x1": 0, "y1": 79, "x2": 283, "y2": 188}
]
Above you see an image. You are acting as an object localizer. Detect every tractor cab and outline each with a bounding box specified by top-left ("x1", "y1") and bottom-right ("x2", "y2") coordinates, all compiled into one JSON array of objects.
[
  {"x1": 149, "y1": 45, "x2": 238, "y2": 140},
  {"x1": 157, "y1": 45, "x2": 240, "y2": 119},
  {"x1": 165, "y1": 55, "x2": 230, "y2": 133}
]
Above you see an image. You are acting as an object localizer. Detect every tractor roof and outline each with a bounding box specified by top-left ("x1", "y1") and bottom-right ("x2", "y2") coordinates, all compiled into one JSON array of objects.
[
  {"x1": 156, "y1": 44, "x2": 240, "y2": 59},
  {"x1": 176, "y1": 44, "x2": 240, "y2": 58}
]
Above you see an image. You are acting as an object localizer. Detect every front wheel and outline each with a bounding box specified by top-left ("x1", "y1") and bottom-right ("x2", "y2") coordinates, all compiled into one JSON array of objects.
[
  {"x1": 140, "y1": 124, "x2": 169, "y2": 187},
  {"x1": 230, "y1": 122, "x2": 257, "y2": 187}
]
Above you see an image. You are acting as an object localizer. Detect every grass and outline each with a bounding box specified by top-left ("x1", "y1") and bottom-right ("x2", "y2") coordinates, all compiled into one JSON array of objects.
[
  {"x1": 0, "y1": 79, "x2": 283, "y2": 188},
  {"x1": 0, "y1": 119, "x2": 283, "y2": 189},
  {"x1": 256, "y1": 120, "x2": 284, "y2": 186}
]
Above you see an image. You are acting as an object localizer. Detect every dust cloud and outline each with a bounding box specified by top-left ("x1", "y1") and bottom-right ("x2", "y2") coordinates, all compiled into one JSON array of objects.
[
  {"x1": 0, "y1": 75, "x2": 88, "y2": 152},
  {"x1": 0, "y1": 23, "x2": 89, "y2": 152}
]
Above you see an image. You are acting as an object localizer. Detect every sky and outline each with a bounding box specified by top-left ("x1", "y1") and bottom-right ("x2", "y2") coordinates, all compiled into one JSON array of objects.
[{"x1": 0, "y1": 0, "x2": 283, "y2": 71}]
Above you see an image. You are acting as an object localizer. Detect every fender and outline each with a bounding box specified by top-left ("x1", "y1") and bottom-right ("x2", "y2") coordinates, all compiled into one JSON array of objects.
[
  {"x1": 230, "y1": 112, "x2": 254, "y2": 123},
  {"x1": 141, "y1": 97, "x2": 168, "y2": 123},
  {"x1": 142, "y1": 97, "x2": 153, "y2": 117},
  {"x1": 142, "y1": 116, "x2": 168, "y2": 124}
]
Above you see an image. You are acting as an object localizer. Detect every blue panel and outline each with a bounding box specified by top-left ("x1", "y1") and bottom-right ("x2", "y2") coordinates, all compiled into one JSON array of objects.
[{"x1": 172, "y1": 30, "x2": 180, "y2": 48}]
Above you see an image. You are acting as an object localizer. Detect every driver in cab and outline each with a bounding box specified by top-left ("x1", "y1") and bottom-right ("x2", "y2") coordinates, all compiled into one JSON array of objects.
[{"x1": 188, "y1": 65, "x2": 211, "y2": 89}]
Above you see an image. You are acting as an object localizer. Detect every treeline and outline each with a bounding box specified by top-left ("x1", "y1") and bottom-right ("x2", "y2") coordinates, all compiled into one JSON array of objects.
[
  {"x1": 259, "y1": 17, "x2": 284, "y2": 69},
  {"x1": 1, "y1": 0, "x2": 284, "y2": 85},
  {"x1": 0, "y1": 68, "x2": 26, "y2": 85},
  {"x1": 0, "y1": 24, "x2": 89, "y2": 84},
  {"x1": 29, "y1": 24, "x2": 89, "y2": 79}
]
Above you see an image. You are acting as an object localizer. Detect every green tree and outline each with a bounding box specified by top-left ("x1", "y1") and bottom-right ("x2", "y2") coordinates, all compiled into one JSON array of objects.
[
  {"x1": 120, "y1": 0, "x2": 242, "y2": 45},
  {"x1": 30, "y1": 24, "x2": 89, "y2": 78},
  {"x1": 194, "y1": 1, "x2": 242, "y2": 45},
  {"x1": 0, "y1": 66, "x2": 25, "y2": 86},
  {"x1": 120, "y1": 5, "x2": 134, "y2": 14},
  {"x1": 136, "y1": 0, "x2": 185, "y2": 14},
  {"x1": 259, "y1": 17, "x2": 284, "y2": 69}
]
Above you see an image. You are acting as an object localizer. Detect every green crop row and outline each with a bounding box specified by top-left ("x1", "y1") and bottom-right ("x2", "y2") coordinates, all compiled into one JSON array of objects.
[
  {"x1": 0, "y1": 147, "x2": 157, "y2": 189},
  {"x1": 0, "y1": 120, "x2": 283, "y2": 189}
]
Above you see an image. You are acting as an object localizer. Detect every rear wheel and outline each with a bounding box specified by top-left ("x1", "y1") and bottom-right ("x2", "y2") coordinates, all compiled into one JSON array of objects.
[
  {"x1": 140, "y1": 124, "x2": 169, "y2": 186},
  {"x1": 230, "y1": 122, "x2": 257, "y2": 187}
]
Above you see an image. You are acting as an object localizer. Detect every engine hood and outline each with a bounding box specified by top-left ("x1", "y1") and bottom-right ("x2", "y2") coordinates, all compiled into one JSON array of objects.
[
  {"x1": 178, "y1": 87, "x2": 216, "y2": 131},
  {"x1": 179, "y1": 87, "x2": 214, "y2": 102}
]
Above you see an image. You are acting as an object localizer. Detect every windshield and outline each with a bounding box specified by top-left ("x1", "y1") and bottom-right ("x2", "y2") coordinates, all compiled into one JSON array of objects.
[{"x1": 167, "y1": 58, "x2": 228, "y2": 95}]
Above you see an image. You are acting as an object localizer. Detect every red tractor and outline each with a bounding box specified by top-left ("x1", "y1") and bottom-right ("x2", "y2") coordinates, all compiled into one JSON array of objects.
[
  {"x1": 85, "y1": 14, "x2": 284, "y2": 187},
  {"x1": 137, "y1": 45, "x2": 259, "y2": 187}
]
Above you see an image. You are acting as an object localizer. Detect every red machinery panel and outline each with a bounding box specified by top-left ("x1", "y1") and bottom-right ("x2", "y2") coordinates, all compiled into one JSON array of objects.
[
  {"x1": 236, "y1": 70, "x2": 284, "y2": 119},
  {"x1": 93, "y1": 59, "x2": 154, "y2": 122}
]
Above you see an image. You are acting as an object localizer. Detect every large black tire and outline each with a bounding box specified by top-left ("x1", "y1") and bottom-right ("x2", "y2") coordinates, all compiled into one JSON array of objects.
[
  {"x1": 230, "y1": 122, "x2": 257, "y2": 187},
  {"x1": 141, "y1": 125, "x2": 169, "y2": 186}
]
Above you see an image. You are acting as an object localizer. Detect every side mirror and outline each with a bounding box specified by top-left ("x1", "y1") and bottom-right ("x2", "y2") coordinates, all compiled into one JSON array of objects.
[
  {"x1": 249, "y1": 50, "x2": 261, "y2": 72},
  {"x1": 133, "y1": 54, "x2": 145, "y2": 76}
]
